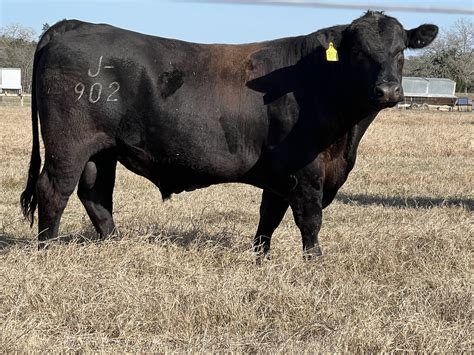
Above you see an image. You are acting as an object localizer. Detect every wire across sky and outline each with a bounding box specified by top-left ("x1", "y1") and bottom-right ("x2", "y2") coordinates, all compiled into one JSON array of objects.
[{"x1": 188, "y1": 0, "x2": 474, "y2": 15}]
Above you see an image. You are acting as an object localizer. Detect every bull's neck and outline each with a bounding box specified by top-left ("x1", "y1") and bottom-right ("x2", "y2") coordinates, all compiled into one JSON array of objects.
[
  {"x1": 267, "y1": 97, "x2": 378, "y2": 175},
  {"x1": 308, "y1": 92, "x2": 378, "y2": 154}
]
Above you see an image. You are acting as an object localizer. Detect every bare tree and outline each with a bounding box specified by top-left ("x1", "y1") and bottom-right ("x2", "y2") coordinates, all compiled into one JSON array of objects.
[
  {"x1": 0, "y1": 23, "x2": 37, "y2": 93},
  {"x1": 40, "y1": 23, "x2": 51, "y2": 39},
  {"x1": 445, "y1": 18, "x2": 474, "y2": 92},
  {"x1": 404, "y1": 18, "x2": 474, "y2": 92}
]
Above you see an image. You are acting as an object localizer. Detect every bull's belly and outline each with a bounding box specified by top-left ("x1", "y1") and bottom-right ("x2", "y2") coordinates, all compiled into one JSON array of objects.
[
  {"x1": 116, "y1": 127, "x2": 262, "y2": 199},
  {"x1": 155, "y1": 162, "x2": 235, "y2": 198}
]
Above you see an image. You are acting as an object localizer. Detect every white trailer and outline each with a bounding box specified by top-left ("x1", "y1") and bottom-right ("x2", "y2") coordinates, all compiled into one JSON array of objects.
[{"x1": 0, "y1": 68, "x2": 22, "y2": 94}]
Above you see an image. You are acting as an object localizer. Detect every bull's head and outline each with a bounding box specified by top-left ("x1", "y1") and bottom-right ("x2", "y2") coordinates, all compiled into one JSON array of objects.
[
  {"x1": 339, "y1": 11, "x2": 438, "y2": 108},
  {"x1": 247, "y1": 11, "x2": 438, "y2": 110}
]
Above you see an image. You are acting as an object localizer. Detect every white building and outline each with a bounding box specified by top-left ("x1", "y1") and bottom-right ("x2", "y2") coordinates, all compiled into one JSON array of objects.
[
  {"x1": 400, "y1": 77, "x2": 457, "y2": 106},
  {"x1": 0, "y1": 68, "x2": 22, "y2": 94}
]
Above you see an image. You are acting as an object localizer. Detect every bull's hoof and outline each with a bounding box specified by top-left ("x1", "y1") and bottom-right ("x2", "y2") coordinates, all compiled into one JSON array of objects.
[
  {"x1": 255, "y1": 252, "x2": 271, "y2": 266},
  {"x1": 37, "y1": 241, "x2": 48, "y2": 250},
  {"x1": 303, "y1": 246, "x2": 322, "y2": 261},
  {"x1": 255, "y1": 254, "x2": 270, "y2": 266}
]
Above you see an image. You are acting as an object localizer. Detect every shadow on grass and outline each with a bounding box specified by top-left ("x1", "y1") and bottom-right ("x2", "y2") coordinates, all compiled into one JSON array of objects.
[
  {"x1": 145, "y1": 224, "x2": 235, "y2": 249},
  {"x1": 0, "y1": 233, "x2": 31, "y2": 250},
  {"x1": 48, "y1": 225, "x2": 120, "y2": 246},
  {"x1": 0, "y1": 224, "x2": 235, "y2": 251},
  {"x1": 0, "y1": 227, "x2": 107, "y2": 251},
  {"x1": 337, "y1": 193, "x2": 473, "y2": 211}
]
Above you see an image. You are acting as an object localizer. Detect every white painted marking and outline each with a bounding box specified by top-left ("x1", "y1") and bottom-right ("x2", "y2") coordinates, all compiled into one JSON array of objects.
[
  {"x1": 89, "y1": 82, "x2": 102, "y2": 103},
  {"x1": 88, "y1": 56, "x2": 103, "y2": 77},
  {"x1": 106, "y1": 81, "x2": 120, "y2": 102},
  {"x1": 74, "y1": 82, "x2": 85, "y2": 101},
  {"x1": 76, "y1": 57, "x2": 120, "y2": 104}
]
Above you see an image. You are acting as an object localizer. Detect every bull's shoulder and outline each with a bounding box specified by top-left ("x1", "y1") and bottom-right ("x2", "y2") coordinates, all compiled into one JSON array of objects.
[
  {"x1": 245, "y1": 43, "x2": 304, "y2": 105},
  {"x1": 246, "y1": 37, "x2": 303, "y2": 73}
]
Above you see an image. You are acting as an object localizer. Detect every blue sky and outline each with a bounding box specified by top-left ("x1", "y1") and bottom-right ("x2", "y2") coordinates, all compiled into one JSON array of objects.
[{"x1": 1, "y1": 0, "x2": 472, "y2": 44}]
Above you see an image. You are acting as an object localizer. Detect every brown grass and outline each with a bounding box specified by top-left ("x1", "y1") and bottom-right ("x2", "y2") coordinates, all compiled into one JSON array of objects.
[{"x1": 0, "y1": 106, "x2": 472, "y2": 352}]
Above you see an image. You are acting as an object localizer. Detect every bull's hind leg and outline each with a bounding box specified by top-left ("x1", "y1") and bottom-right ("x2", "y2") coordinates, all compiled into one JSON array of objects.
[
  {"x1": 36, "y1": 152, "x2": 89, "y2": 247},
  {"x1": 254, "y1": 190, "x2": 289, "y2": 262},
  {"x1": 77, "y1": 149, "x2": 117, "y2": 239}
]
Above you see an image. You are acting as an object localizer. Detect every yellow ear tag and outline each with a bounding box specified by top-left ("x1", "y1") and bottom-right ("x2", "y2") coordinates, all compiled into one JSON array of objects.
[{"x1": 326, "y1": 42, "x2": 339, "y2": 62}]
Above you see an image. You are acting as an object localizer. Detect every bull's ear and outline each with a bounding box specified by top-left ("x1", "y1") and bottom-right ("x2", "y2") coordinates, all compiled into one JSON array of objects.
[
  {"x1": 406, "y1": 24, "x2": 438, "y2": 49},
  {"x1": 316, "y1": 28, "x2": 343, "y2": 50}
]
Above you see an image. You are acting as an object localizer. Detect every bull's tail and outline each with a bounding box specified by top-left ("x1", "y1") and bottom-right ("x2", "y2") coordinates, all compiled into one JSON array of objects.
[
  {"x1": 20, "y1": 20, "x2": 84, "y2": 226},
  {"x1": 20, "y1": 49, "x2": 41, "y2": 227}
]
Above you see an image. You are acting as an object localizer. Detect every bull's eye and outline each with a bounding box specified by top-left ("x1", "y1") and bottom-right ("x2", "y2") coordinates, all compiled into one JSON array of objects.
[{"x1": 351, "y1": 49, "x2": 363, "y2": 58}]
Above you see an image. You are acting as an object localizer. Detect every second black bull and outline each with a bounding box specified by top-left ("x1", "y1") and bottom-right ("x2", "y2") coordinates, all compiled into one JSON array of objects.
[{"x1": 21, "y1": 12, "x2": 437, "y2": 258}]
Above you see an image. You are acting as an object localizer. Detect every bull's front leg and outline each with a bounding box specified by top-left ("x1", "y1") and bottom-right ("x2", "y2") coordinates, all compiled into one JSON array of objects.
[{"x1": 289, "y1": 174, "x2": 324, "y2": 260}]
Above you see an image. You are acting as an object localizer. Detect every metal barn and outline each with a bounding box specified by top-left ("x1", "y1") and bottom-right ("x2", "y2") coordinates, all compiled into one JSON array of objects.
[
  {"x1": 0, "y1": 68, "x2": 22, "y2": 94},
  {"x1": 400, "y1": 76, "x2": 457, "y2": 107}
]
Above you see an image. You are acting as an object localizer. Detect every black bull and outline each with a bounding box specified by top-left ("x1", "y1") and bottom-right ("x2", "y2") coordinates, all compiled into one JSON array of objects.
[{"x1": 21, "y1": 12, "x2": 437, "y2": 258}]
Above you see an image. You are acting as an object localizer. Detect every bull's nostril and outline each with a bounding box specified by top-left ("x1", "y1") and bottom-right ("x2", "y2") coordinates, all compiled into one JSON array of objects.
[{"x1": 375, "y1": 86, "x2": 386, "y2": 97}]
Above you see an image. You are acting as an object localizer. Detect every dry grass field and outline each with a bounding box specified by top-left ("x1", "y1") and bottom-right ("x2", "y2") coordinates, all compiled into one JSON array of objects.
[{"x1": 0, "y1": 106, "x2": 472, "y2": 352}]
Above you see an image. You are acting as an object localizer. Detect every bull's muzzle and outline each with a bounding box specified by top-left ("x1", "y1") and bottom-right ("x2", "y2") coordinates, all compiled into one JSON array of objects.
[{"x1": 373, "y1": 82, "x2": 403, "y2": 105}]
